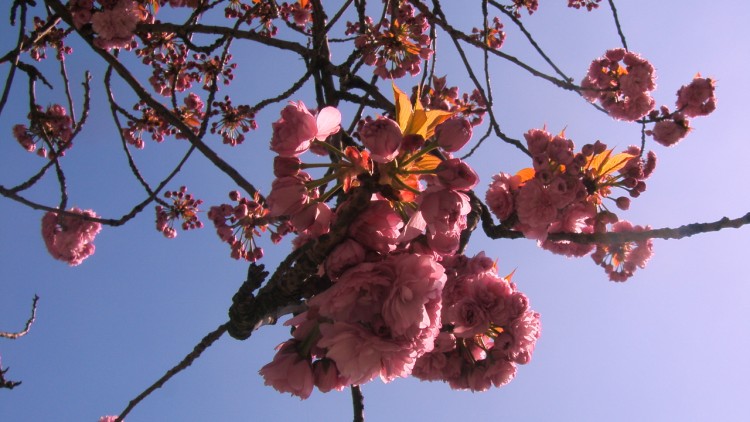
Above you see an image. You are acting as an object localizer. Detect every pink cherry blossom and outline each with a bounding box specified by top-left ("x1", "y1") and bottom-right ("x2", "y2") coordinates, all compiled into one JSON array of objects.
[
  {"x1": 435, "y1": 158, "x2": 479, "y2": 191},
  {"x1": 259, "y1": 340, "x2": 315, "y2": 399},
  {"x1": 418, "y1": 188, "x2": 470, "y2": 234},
  {"x1": 434, "y1": 117, "x2": 472, "y2": 152},
  {"x1": 291, "y1": 202, "x2": 332, "y2": 237},
  {"x1": 90, "y1": 0, "x2": 143, "y2": 50},
  {"x1": 649, "y1": 115, "x2": 690, "y2": 147},
  {"x1": 41, "y1": 208, "x2": 102, "y2": 266},
  {"x1": 359, "y1": 117, "x2": 403, "y2": 163},
  {"x1": 270, "y1": 101, "x2": 318, "y2": 157},
  {"x1": 486, "y1": 172, "x2": 518, "y2": 221},
  {"x1": 676, "y1": 76, "x2": 716, "y2": 117},
  {"x1": 324, "y1": 239, "x2": 366, "y2": 281},
  {"x1": 348, "y1": 200, "x2": 404, "y2": 254},
  {"x1": 266, "y1": 172, "x2": 313, "y2": 217},
  {"x1": 312, "y1": 359, "x2": 349, "y2": 393},
  {"x1": 515, "y1": 179, "x2": 557, "y2": 240}
]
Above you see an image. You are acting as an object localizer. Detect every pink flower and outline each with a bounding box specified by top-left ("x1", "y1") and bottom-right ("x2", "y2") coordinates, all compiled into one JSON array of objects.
[
  {"x1": 515, "y1": 179, "x2": 557, "y2": 239},
  {"x1": 260, "y1": 340, "x2": 315, "y2": 399},
  {"x1": 382, "y1": 254, "x2": 446, "y2": 340},
  {"x1": 90, "y1": 0, "x2": 142, "y2": 50},
  {"x1": 348, "y1": 200, "x2": 404, "y2": 254},
  {"x1": 270, "y1": 102, "x2": 318, "y2": 156},
  {"x1": 318, "y1": 322, "x2": 416, "y2": 384},
  {"x1": 676, "y1": 76, "x2": 716, "y2": 117},
  {"x1": 418, "y1": 188, "x2": 470, "y2": 234},
  {"x1": 312, "y1": 359, "x2": 349, "y2": 393},
  {"x1": 434, "y1": 117, "x2": 472, "y2": 152},
  {"x1": 486, "y1": 172, "x2": 518, "y2": 221},
  {"x1": 273, "y1": 156, "x2": 301, "y2": 177},
  {"x1": 41, "y1": 208, "x2": 102, "y2": 266},
  {"x1": 435, "y1": 158, "x2": 479, "y2": 191},
  {"x1": 360, "y1": 117, "x2": 403, "y2": 163},
  {"x1": 310, "y1": 261, "x2": 394, "y2": 323},
  {"x1": 525, "y1": 128, "x2": 552, "y2": 156},
  {"x1": 266, "y1": 172, "x2": 312, "y2": 217},
  {"x1": 649, "y1": 114, "x2": 690, "y2": 147},
  {"x1": 324, "y1": 239, "x2": 366, "y2": 281},
  {"x1": 99, "y1": 417, "x2": 119, "y2": 422},
  {"x1": 291, "y1": 202, "x2": 332, "y2": 237},
  {"x1": 465, "y1": 359, "x2": 516, "y2": 392}
]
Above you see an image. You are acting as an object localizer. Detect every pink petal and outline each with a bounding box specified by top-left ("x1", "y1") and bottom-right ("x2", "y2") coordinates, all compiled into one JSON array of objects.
[{"x1": 315, "y1": 106, "x2": 341, "y2": 140}]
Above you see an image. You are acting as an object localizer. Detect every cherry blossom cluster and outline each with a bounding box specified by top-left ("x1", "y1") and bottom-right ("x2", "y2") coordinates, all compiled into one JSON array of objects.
[
  {"x1": 13, "y1": 104, "x2": 74, "y2": 158},
  {"x1": 591, "y1": 221, "x2": 653, "y2": 281},
  {"x1": 646, "y1": 76, "x2": 717, "y2": 147},
  {"x1": 486, "y1": 128, "x2": 656, "y2": 280},
  {"x1": 122, "y1": 93, "x2": 205, "y2": 148},
  {"x1": 568, "y1": 0, "x2": 602, "y2": 11},
  {"x1": 418, "y1": 75, "x2": 487, "y2": 126},
  {"x1": 347, "y1": 3, "x2": 432, "y2": 79},
  {"x1": 69, "y1": 0, "x2": 148, "y2": 50},
  {"x1": 41, "y1": 208, "x2": 102, "y2": 266},
  {"x1": 581, "y1": 48, "x2": 656, "y2": 121},
  {"x1": 412, "y1": 253, "x2": 540, "y2": 391},
  {"x1": 209, "y1": 96, "x2": 257, "y2": 146},
  {"x1": 259, "y1": 88, "x2": 540, "y2": 397},
  {"x1": 471, "y1": 17, "x2": 506, "y2": 50},
  {"x1": 155, "y1": 186, "x2": 204, "y2": 238},
  {"x1": 207, "y1": 190, "x2": 279, "y2": 261},
  {"x1": 27, "y1": 16, "x2": 73, "y2": 61}
]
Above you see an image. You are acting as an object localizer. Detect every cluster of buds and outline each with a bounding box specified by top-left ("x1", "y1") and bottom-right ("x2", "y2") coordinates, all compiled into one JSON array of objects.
[
  {"x1": 13, "y1": 104, "x2": 74, "y2": 158},
  {"x1": 486, "y1": 128, "x2": 656, "y2": 280},
  {"x1": 155, "y1": 186, "x2": 204, "y2": 239},
  {"x1": 259, "y1": 86, "x2": 540, "y2": 398},
  {"x1": 207, "y1": 190, "x2": 282, "y2": 262},
  {"x1": 347, "y1": 3, "x2": 432, "y2": 79},
  {"x1": 417, "y1": 75, "x2": 487, "y2": 126}
]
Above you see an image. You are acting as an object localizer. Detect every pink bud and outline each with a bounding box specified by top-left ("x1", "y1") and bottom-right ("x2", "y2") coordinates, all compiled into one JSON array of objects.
[
  {"x1": 360, "y1": 117, "x2": 403, "y2": 163},
  {"x1": 435, "y1": 117, "x2": 472, "y2": 152}
]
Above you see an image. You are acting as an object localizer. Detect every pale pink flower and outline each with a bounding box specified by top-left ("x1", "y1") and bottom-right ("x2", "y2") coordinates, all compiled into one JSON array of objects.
[
  {"x1": 270, "y1": 102, "x2": 318, "y2": 156},
  {"x1": 324, "y1": 239, "x2": 366, "y2": 280},
  {"x1": 310, "y1": 261, "x2": 394, "y2": 323},
  {"x1": 426, "y1": 229, "x2": 462, "y2": 256},
  {"x1": 312, "y1": 359, "x2": 349, "y2": 393},
  {"x1": 486, "y1": 172, "x2": 518, "y2": 222},
  {"x1": 90, "y1": 0, "x2": 142, "y2": 50},
  {"x1": 382, "y1": 254, "x2": 446, "y2": 340},
  {"x1": 360, "y1": 117, "x2": 403, "y2": 163},
  {"x1": 515, "y1": 179, "x2": 557, "y2": 239},
  {"x1": 41, "y1": 208, "x2": 102, "y2": 266},
  {"x1": 435, "y1": 158, "x2": 479, "y2": 191},
  {"x1": 676, "y1": 77, "x2": 716, "y2": 117},
  {"x1": 314, "y1": 106, "x2": 341, "y2": 141},
  {"x1": 266, "y1": 172, "x2": 312, "y2": 217},
  {"x1": 260, "y1": 340, "x2": 315, "y2": 399},
  {"x1": 434, "y1": 117, "x2": 472, "y2": 152},
  {"x1": 348, "y1": 200, "x2": 404, "y2": 254},
  {"x1": 650, "y1": 114, "x2": 690, "y2": 147},
  {"x1": 291, "y1": 202, "x2": 332, "y2": 237},
  {"x1": 418, "y1": 188, "x2": 470, "y2": 234},
  {"x1": 318, "y1": 322, "x2": 416, "y2": 384}
]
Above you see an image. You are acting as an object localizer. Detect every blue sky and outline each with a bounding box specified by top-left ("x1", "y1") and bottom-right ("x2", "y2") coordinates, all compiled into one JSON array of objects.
[{"x1": 1, "y1": 1, "x2": 749, "y2": 421}]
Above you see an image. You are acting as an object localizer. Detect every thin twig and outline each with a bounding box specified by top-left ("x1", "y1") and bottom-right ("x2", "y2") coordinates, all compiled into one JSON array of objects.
[{"x1": 0, "y1": 295, "x2": 39, "y2": 339}]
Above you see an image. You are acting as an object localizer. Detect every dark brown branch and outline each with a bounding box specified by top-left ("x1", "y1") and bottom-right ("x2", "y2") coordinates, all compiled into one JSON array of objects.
[
  {"x1": 351, "y1": 385, "x2": 365, "y2": 422},
  {"x1": 115, "y1": 323, "x2": 228, "y2": 422},
  {"x1": 607, "y1": 0, "x2": 628, "y2": 51}
]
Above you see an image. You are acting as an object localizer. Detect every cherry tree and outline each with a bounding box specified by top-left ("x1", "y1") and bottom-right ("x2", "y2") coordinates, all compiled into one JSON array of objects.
[{"x1": 1, "y1": 1, "x2": 749, "y2": 420}]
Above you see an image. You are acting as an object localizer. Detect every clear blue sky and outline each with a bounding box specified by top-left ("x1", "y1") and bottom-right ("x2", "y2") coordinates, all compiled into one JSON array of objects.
[{"x1": 2, "y1": 1, "x2": 749, "y2": 421}]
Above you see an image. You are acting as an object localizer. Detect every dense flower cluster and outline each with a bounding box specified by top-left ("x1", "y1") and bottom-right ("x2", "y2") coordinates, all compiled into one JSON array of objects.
[
  {"x1": 486, "y1": 128, "x2": 656, "y2": 280},
  {"x1": 581, "y1": 48, "x2": 656, "y2": 121},
  {"x1": 70, "y1": 0, "x2": 148, "y2": 50},
  {"x1": 259, "y1": 88, "x2": 540, "y2": 398},
  {"x1": 646, "y1": 76, "x2": 717, "y2": 146},
  {"x1": 207, "y1": 190, "x2": 279, "y2": 261},
  {"x1": 41, "y1": 208, "x2": 102, "y2": 266}
]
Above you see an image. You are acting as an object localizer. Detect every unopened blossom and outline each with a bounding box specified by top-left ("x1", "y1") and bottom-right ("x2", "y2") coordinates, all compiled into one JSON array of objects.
[
  {"x1": 676, "y1": 76, "x2": 716, "y2": 117},
  {"x1": 360, "y1": 117, "x2": 403, "y2": 163},
  {"x1": 266, "y1": 172, "x2": 313, "y2": 217},
  {"x1": 291, "y1": 202, "x2": 332, "y2": 237},
  {"x1": 312, "y1": 359, "x2": 348, "y2": 393},
  {"x1": 260, "y1": 340, "x2": 315, "y2": 399},
  {"x1": 41, "y1": 208, "x2": 102, "y2": 266},
  {"x1": 324, "y1": 239, "x2": 366, "y2": 281},
  {"x1": 435, "y1": 159, "x2": 479, "y2": 191},
  {"x1": 434, "y1": 117, "x2": 472, "y2": 152},
  {"x1": 418, "y1": 188, "x2": 471, "y2": 234}
]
